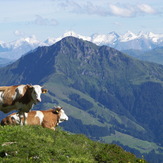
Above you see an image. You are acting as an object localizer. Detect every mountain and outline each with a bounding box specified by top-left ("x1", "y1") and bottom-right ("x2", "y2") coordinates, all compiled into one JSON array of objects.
[
  {"x1": 0, "y1": 57, "x2": 12, "y2": 67},
  {"x1": 45, "y1": 31, "x2": 163, "y2": 51},
  {"x1": 123, "y1": 47, "x2": 163, "y2": 65},
  {"x1": 0, "y1": 36, "x2": 44, "y2": 61},
  {"x1": 0, "y1": 37, "x2": 163, "y2": 162},
  {"x1": 1, "y1": 31, "x2": 163, "y2": 62}
]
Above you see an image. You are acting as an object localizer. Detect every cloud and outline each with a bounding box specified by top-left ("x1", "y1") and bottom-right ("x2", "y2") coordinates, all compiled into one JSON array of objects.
[
  {"x1": 108, "y1": 4, "x2": 135, "y2": 17},
  {"x1": 32, "y1": 15, "x2": 58, "y2": 26},
  {"x1": 14, "y1": 30, "x2": 24, "y2": 36},
  {"x1": 137, "y1": 4, "x2": 156, "y2": 14},
  {"x1": 56, "y1": 0, "x2": 158, "y2": 17},
  {"x1": 113, "y1": 21, "x2": 122, "y2": 26}
]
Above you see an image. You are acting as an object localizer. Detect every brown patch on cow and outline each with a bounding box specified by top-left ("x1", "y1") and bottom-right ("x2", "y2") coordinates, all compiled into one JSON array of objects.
[
  {"x1": 0, "y1": 85, "x2": 35, "y2": 107},
  {"x1": 0, "y1": 85, "x2": 19, "y2": 106},
  {"x1": 26, "y1": 111, "x2": 41, "y2": 125},
  {"x1": 0, "y1": 85, "x2": 18, "y2": 92},
  {"x1": 41, "y1": 109, "x2": 60, "y2": 129}
]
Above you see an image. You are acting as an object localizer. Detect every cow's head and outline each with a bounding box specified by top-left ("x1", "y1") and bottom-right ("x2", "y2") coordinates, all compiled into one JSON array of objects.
[
  {"x1": 53, "y1": 106, "x2": 69, "y2": 123},
  {"x1": 1, "y1": 114, "x2": 17, "y2": 126},
  {"x1": 27, "y1": 85, "x2": 48, "y2": 104}
]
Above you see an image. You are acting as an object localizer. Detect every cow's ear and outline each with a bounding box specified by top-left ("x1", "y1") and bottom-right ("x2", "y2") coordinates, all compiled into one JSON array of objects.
[
  {"x1": 53, "y1": 109, "x2": 59, "y2": 114},
  {"x1": 42, "y1": 89, "x2": 48, "y2": 94},
  {"x1": 26, "y1": 85, "x2": 34, "y2": 91},
  {"x1": 27, "y1": 84, "x2": 33, "y2": 89}
]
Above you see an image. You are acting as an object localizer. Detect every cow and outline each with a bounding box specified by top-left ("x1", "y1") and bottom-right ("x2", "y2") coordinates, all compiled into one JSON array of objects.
[
  {"x1": 0, "y1": 84, "x2": 48, "y2": 125},
  {"x1": 1, "y1": 106, "x2": 68, "y2": 130}
]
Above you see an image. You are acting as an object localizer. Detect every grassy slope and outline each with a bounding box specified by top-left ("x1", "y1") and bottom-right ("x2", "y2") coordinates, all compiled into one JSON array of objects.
[
  {"x1": 0, "y1": 125, "x2": 146, "y2": 163},
  {"x1": 102, "y1": 131, "x2": 162, "y2": 153}
]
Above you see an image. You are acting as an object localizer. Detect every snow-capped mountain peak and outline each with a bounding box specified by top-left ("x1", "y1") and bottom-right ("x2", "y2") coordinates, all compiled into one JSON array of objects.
[
  {"x1": 0, "y1": 40, "x2": 4, "y2": 45},
  {"x1": 91, "y1": 32, "x2": 119, "y2": 45},
  {"x1": 120, "y1": 31, "x2": 138, "y2": 42},
  {"x1": 1, "y1": 30, "x2": 163, "y2": 60},
  {"x1": 63, "y1": 31, "x2": 78, "y2": 38},
  {"x1": 12, "y1": 35, "x2": 40, "y2": 49},
  {"x1": 145, "y1": 32, "x2": 163, "y2": 43},
  {"x1": 45, "y1": 31, "x2": 91, "y2": 46},
  {"x1": 63, "y1": 31, "x2": 91, "y2": 41}
]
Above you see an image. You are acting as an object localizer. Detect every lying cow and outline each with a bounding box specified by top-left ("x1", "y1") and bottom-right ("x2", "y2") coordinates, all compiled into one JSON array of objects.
[
  {"x1": 1, "y1": 106, "x2": 68, "y2": 130},
  {"x1": 0, "y1": 84, "x2": 48, "y2": 125}
]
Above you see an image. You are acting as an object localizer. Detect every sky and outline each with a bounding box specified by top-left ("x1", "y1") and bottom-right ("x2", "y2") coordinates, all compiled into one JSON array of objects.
[{"x1": 0, "y1": 0, "x2": 163, "y2": 42}]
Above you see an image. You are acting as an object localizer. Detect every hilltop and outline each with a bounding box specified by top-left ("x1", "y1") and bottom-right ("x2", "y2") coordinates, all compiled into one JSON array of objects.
[{"x1": 0, "y1": 125, "x2": 146, "y2": 162}]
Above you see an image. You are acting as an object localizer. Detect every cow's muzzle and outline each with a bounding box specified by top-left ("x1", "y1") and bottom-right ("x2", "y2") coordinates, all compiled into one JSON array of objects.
[{"x1": 37, "y1": 98, "x2": 41, "y2": 102}]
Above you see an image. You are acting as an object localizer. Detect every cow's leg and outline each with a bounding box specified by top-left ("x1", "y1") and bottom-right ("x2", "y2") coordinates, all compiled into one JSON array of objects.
[
  {"x1": 16, "y1": 112, "x2": 22, "y2": 125},
  {"x1": 50, "y1": 127, "x2": 56, "y2": 131},
  {"x1": 17, "y1": 111, "x2": 25, "y2": 126},
  {"x1": 18, "y1": 112, "x2": 23, "y2": 126},
  {"x1": 23, "y1": 112, "x2": 26, "y2": 125}
]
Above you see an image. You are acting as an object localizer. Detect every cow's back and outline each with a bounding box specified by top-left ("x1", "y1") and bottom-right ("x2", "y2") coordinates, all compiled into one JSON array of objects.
[
  {"x1": 25, "y1": 110, "x2": 57, "y2": 128},
  {"x1": 0, "y1": 86, "x2": 18, "y2": 105},
  {"x1": 25, "y1": 111, "x2": 42, "y2": 125},
  {"x1": 40, "y1": 109, "x2": 58, "y2": 129}
]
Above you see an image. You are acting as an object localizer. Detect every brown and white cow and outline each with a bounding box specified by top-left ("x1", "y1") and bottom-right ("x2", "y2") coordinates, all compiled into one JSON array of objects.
[
  {"x1": 0, "y1": 84, "x2": 48, "y2": 125},
  {"x1": 1, "y1": 106, "x2": 68, "y2": 130}
]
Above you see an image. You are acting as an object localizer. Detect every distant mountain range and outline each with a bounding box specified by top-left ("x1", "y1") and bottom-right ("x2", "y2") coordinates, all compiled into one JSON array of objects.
[
  {"x1": 0, "y1": 37, "x2": 163, "y2": 162},
  {"x1": 123, "y1": 47, "x2": 163, "y2": 65},
  {"x1": 0, "y1": 31, "x2": 163, "y2": 62},
  {"x1": 0, "y1": 35, "x2": 43, "y2": 60}
]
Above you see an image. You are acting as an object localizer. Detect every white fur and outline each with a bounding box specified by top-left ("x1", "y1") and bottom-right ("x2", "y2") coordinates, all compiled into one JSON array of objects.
[
  {"x1": 35, "y1": 111, "x2": 44, "y2": 124},
  {"x1": 11, "y1": 85, "x2": 26, "y2": 101},
  {"x1": 17, "y1": 85, "x2": 25, "y2": 95},
  {"x1": 32, "y1": 85, "x2": 42, "y2": 103},
  {"x1": 59, "y1": 110, "x2": 68, "y2": 123},
  {"x1": 11, "y1": 114, "x2": 20, "y2": 124},
  {"x1": 11, "y1": 113, "x2": 28, "y2": 125},
  {"x1": 0, "y1": 91, "x2": 4, "y2": 103}
]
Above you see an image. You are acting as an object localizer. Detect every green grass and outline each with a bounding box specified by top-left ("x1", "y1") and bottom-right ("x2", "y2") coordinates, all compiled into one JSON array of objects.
[
  {"x1": 102, "y1": 131, "x2": 162, "y2": 154},
  {"x1": 0, "y1": 125, "x2": 146, "y2": 163}
]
